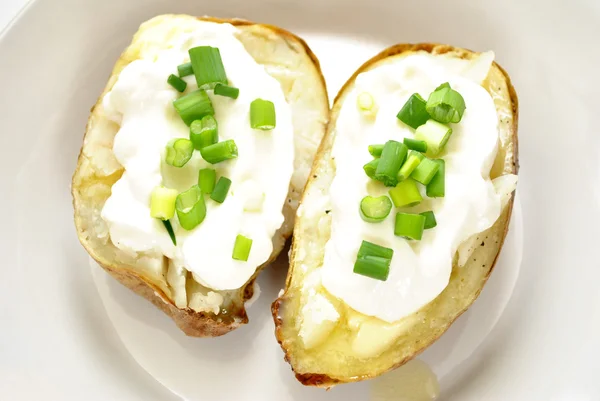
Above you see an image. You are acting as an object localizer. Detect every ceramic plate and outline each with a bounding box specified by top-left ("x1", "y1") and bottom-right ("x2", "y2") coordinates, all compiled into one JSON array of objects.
[{"x1": 2, "y1": 0, "x2": 599, "y2": 399}]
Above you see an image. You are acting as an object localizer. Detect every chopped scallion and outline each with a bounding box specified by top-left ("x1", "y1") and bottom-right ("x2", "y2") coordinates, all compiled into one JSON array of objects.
[
  {"x1": 363, "y1": 158, "x2": 380, "y2": 179},
  {"x1": 173, "y1": 89, "x2": 215, "y2": 126},
  {"x1": 410, "y1": 157, "x2": 440, "y2": 185},
  {"x1": 232, "y1": 234, "x2": 253, "y2": 261},
  {"x1": 397, "y1": 151, "x2": 424, "y2": 182},
  {"x1": 389, "y1": 178, "x2": 422, "y2": 208},
  {"x1": 394, "y1": 212, "x2": 426, "y2": 240},
  {"x1": 189, "y1": 46, "x2": 227, "y2": 89},
  {"x1": 426, "y1": 82, "x2": 466, "y2": 123},
  {"x1": 177, "y1": 62, "x2": 194, "y2": 77},
  {"x1": 164, "y1": 138, "x2": 194, "y2": 168},
  {"x1": 359, "y1": 195, "x2": 392, "y2": 223},
  {"x1": 210, "y1": 176, "x2": 232, "y2": 203},
  {"x1": 250, "y1": 99, "x2": 276, "y2": 130},
  {"x1": 150, "y1": 186, "x2": 178, "y2": 220},
  {"x1": 175, "y1": 185, "x2": 206, "y2": 230},
  {"x1": 167, "y1": 74, "x2": 187, "y2": 92},
  {"x1": 354, "y1": 240, "x2": 394, "y2": 281},
  {"x1": 403, "y1": 138, "x2": 428, "y2": 153},
  {"x1": 397, "y1": 93, "x2": 429, "y2": 129},
  {"x1": 190, "y1": 115, "x2": 218, "y2": 150},
  {"x1": 198, "y1": 168, "x2": 216, "y2": 194},
  {"x1": 420, "y1": 211, "x2": 437, "y2": 229},
  {"x1": 200, "y1": 139, "x2": 238, "y2": 164},
  {"x1": 426, "y1": 159, "x2": 445, "y2": 198},
  {"x1": 368, "y1": 144, "x2": 384, "y2": 158},
  {"x1": 357, "y1": 92, "x2": 376, "y2": 113},
  {"x1": 357, "y1": 240, "x2": 394, "y2": 259},
  {"x1": 375, "y1": 140, "x2": 408, "y2": 187},
  {"x1": 162, "y1": 220, "x2": 177, "y2": 245},
  {"x1": 414, "y1": 120, "x2": 452, "y2": 156},
  {"x1": 214, "y1": 83, "x2": 239, "y2": 99}
]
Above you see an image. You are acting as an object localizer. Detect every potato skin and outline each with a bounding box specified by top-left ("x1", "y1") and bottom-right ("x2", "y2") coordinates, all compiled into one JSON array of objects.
[
  {"x1": 71, "y1": 15, "x2": 329, "y2": 337},
  {"x1": 272, "y1": 43, "x2": 518, "y2": 385}
]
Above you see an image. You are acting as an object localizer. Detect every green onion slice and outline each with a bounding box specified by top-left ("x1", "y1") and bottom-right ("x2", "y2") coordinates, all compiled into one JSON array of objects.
[
  {"x1": 414, "y1": 120, "x2": 452, "y2": 156},
  {"x1": 189, "y1": 46, "x2": 228, "y2": 89},
  {"x1": 359, "y1": 195, "x2": 393, "y2": 223},
  {"x1": 250, "y1": 99, "x2": 276, "y2": 130},
  {"x1": 175, "y1": 185, "x2": 206, "y2": 230},
  {"x1": 426, "y1": 82, "x2": 466, "y2": 123},
  {"x1": 232, "y1": 234, "x2": 253, "y2": 261},
  {"x1": 214, "y1": 83, "x2": 239, "y2": 99},
  {"x1": 357, "y1": 92, "x2": 375, "y2": 112},
  {"x1": 410, "y1": 157, "x2": 440, "y2": 185},
  {"x1": 389, "y1": 178, "x2": 423, "y2": 208},
  {"x1": 354, "y1": 240, "x2": 394, "y2": 281},
  {"x1": 394, "y1": 212, "x2": 426, "y2": 240},
  {"x1": 165, "y1": 138, "x2": 194, "y2": 168},
  {"x1": 368, "y1": 144, "x2": 384, "y2": 158},
  {"x1": 173, "y1": 89, "x2": 215, "y2": 126},
  {"x1": 420, "y1": 211, "x2": 437, "y2": 229},
  {"x1": 167, "y1": 74, "x2": 187, "y2": 93},
  {"x1": 357, "y1": 240, "x2": 394, "y2": 259},
  {"x1": 363, "y1": 158, "x2": 380, "y2": 179},
  {"x1": 162, "y1": 220, "x2": 177, "y2": 245},
  {"x1": 200, "y1": 140, "x2": 238, "y2": 164},
  {"x1": 397, "y1": 151, "x2": 424, "y2": 182},
  {"x1": 210, "y1": 176, "x2": 232, "y2": 203},
  {"x1": 426, "y1": 159, "x2": 445, "y2": 198},
  {"x1": 403, "y1": 138, "x2": 427, "y2": 153},
  {"x1": 150, "y1": 186, "x2": 178, "y2": 220},
  {"x1": 375, "y1": 140, "x2": 408, "y2": 187},
  {"x1": 198, "y1": 168, "x2": 216, "y2": 194},
  {"x1": 190, "y1": 115, "x2": 218, "y2": 150},
  {"x1": 177, "y1": 62, "x2": 194, "y2": 78},
  {"x1": 397, "y1": 93, "x2": 429, "y2": 129}
]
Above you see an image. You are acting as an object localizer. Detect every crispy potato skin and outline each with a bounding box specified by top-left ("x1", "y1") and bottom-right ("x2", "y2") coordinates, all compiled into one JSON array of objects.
[
  {"x1": 272, "y1": 43, "x2": 518, "y2": 386},
  {"x1": 72, "y1": 15, "x2": 328, "y2": 337}
]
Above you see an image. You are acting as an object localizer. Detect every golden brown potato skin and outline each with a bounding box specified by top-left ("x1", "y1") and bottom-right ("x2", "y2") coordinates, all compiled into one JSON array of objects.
[
  {"x1": 272, "y1": 43, "x2": 518, "y2": 386},
  {"x1": 72, "y1": 15, "x2": 329, "y2": 337}
]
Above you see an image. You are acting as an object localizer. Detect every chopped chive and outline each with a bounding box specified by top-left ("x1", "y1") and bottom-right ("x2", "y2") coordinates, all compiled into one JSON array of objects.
[
  {"x1": 389, "y1": 178, "x2": 422, "y2": 208},
  {"x1": 359, "y1": 195, "x2": 393, "y2": 223},
  {"x1": 410, "y1": 157, "x2": 440, "y2": 185},
  {"x1": 164, "y1": 138, "x2": 194, "y2": 168},
  {"x1": 414, "y1": 120, "x2": 452, "y2": 156},
  {"x1": 210, "y1": 177, "x2": 232, "y2": 203},
  {"x1": 232, "y1": 234, "x2": 253, "y2": 261},
  {"x1": 363, "y1": 158, "x2": 380, "y2": 179},
  {"x1": 375, "y1": 140, "x2": 408, "y2": 187},
  {"x1": 190, "y1": 115, "x2": 218, "y2": 150},
  {"x1": 150, "y1": 186, "x2": 178, "y2": 220},
  {"x1": 426, "y1": 82, "x2": 466, "y2": 123},
  {"x1": 250, "y1": 99, "x2": 276, "y2": 130},
  {"x1": 394, "y1": 212, "x2": 426, "y2": 240},
  {"x1": 198, "y1": 168, "x2": 216, "y2": 194},
  {"x1": 214, "y1": 83, "x2": 239, "y2": 99},
  {"x1": 357, "y1": 92, "x2": 375, "y2": 112},
  {"x1": 426, "y1": 159, "x2": 445, "y2": 198},
  {"x1": 200, "y1": 140, "x2": 238, "y2": 164},
  {"x1": 177, "y1": 62, "x2": 194, "y2": 77},
  {"x1": 357, "y1": 240, "x2": 394, "y2": 259},
  {"x1": 368, "y1": 144, "x2": 384, "y2": 158},
  {"x1": 175, "y1": 185, "x2": 206, "y2": 230},
  {"x1": 173, "y1": 89, "x2": 215, "y2": 126},
  {"x1": 397, "y1": 151, "x2": 424, "y2": 182},
  {"x1": 167, "y1": 74, "x2": 187, "y2": 92},
  {"x1": 397, "y1": 93, "x2": 429, "y2": 129},
  {"x1": 189, "y1": 46, "x2": 227, "y2": 89},
  {"x1": 162, "y1": 220, "x2": 177, "y2": 245},
  {"x1": 420, "y1": 211, "x2": 437, "y2": 229},
  {"x1": 353, "y1": 256, "x2": 391, "y2": 281},
  {"x1": 354, "y1": 240, "x2": 393, "y2": 281},
  {"x1": 403, "y1": 138, "x2": 428, "y2": 153}
]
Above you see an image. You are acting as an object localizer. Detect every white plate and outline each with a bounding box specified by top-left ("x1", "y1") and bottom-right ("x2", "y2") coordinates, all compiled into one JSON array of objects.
[{"x1": 1, "y1": 0, "x2": 599, "y2": 400}]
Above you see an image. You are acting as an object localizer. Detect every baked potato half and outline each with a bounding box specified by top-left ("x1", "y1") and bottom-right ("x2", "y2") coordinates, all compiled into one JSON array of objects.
[
  {"x1": 273, "y1": 43, "x2": 518, "y2": 386},
  {"x1": 72, "y1": 14, "x2": 328, "y2": 337}
]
